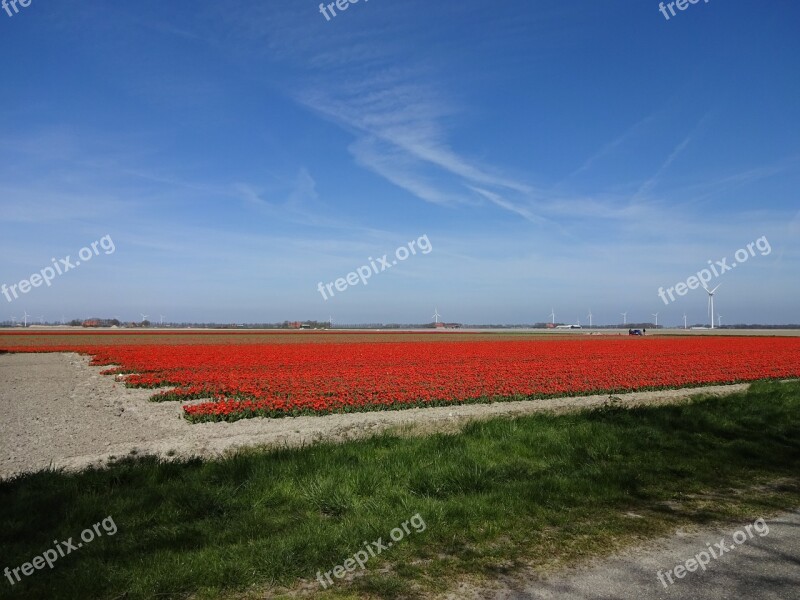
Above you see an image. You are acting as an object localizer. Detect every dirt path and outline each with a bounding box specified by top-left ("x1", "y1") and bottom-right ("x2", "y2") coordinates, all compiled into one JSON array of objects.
[
  {"x1": 439, "y1": 509, "x2": 800, "y2": 600},
  {"x1": 0, "y1": 352, "x2": 753, "y2": 480}
]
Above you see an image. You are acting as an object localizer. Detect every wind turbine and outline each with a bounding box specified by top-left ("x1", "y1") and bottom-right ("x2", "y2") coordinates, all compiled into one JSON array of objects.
[
  {"x1": 10, "y1": 316, "x2": 16, "y2": 326},
  {"x1": 717, "y1": 314, "x2": 722, "y2": 328},
  {"x1": 683, "y1": 313, "x2": 688, "y2": 330},
  {"x1": 22, "y1": 310, "x2": 29, "y2": 327},
  {"x1": 652, "y1": 313, "x2": 659, "y2": 328},
  {"x1": 432, "y1": 308, "x2": 441, "y2": 324},
  {"x1": 620, "y1": 312, "x2": 627, "y2": 326},
  {"x1": 159, "y1": 315, "x2": 165, "y2": 326},
  {"x1": 140, "y1": 313, "x2": 149, "y2": 325},
  {"x1": 329, "y1": 315, "x2": 333, "y2": 328},
  {"x1": 701, "y1": 284, "x2": 720, "y2": 330},
  {"x1": 587, "y1": 309, "x2": 593, "y2": 328},
  {"x1": 549, "y1": 308, "x2": 556, "y2": 325},
  {"x1": 38, "y1": 315, "x2": 45, "y2": 325}
]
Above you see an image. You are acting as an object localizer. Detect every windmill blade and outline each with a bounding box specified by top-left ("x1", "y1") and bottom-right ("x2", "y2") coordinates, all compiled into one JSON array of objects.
[{"x1": 708, "y1": 284, "x2": 721, "y2": 294}]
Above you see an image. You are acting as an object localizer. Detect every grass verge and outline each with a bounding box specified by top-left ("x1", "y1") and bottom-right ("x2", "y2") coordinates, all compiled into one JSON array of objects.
[{"x1": 1, "y1": 381, "x2": 800, "y2": 600}]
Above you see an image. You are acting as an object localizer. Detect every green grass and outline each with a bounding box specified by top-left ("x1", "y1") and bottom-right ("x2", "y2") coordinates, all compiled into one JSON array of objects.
[{"x1": 2, "y1": 381, "x2": 800, "y2": 600}]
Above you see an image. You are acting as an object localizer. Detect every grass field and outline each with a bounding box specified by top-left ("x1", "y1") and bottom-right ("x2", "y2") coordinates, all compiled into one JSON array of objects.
[{"x1": 2, "y1": 380, "x2": 799, "y2": 599}]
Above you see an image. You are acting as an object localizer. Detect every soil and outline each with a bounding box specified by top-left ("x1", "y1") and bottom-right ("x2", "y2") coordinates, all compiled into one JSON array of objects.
[{"x1": 0, "y1": 352, "x2": 752, "y2": 480}]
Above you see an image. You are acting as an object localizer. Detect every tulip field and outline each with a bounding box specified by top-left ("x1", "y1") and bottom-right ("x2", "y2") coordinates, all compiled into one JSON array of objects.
[{"x1": 2, "y1": 331, "x2": 799, "y2": 422}]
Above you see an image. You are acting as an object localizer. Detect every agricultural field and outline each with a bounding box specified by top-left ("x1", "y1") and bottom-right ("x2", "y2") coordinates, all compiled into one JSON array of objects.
[{"x1": 2, "y1": 331, "x2": 799, "y2": 422}]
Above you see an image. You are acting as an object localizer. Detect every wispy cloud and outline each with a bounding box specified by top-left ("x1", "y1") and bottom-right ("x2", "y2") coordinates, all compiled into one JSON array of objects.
[
  {"x1": 234, "y1": 168, "x2": 392, "y2": 237},
  {"x1": 635, "y1": 132, "x2": 694, "y2": 200},
  {"x1": 349, "y1": 137, "x2": 468, "y2": 207},
  {"x1": 296, "y1": 68, "x2": 556, "y2": 223},
  {"x1": 634, "y1": 113, "x2": 715, "y2": 201},
  {"x1": 568, "y1": 113, "x2": 657, "y2": 179},
  {"x1": 235, "y1": 167, "x2": 318, "y2": 212},
  {"x1": 172, "y1": 2, "x2": 679, "y2": 229},
  {"x1": 669, "y1": 155, "x2": 800, "y2": 208},
  {"x1": 467, "y1": 186, "x2": 549, "y2": 225}
]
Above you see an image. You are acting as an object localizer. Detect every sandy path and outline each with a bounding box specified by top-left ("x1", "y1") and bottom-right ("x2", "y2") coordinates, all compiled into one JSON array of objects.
[{"x1": 0, "y1": 352, "x2": 753, "y2": 480}]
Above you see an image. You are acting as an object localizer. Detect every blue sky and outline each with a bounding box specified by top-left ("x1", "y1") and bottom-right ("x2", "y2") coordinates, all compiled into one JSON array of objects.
[{"x1": 1, "y1": 0, "x2": 798, "y2": 325}]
